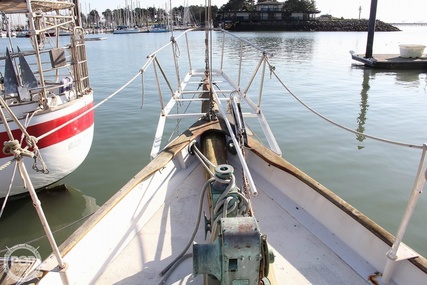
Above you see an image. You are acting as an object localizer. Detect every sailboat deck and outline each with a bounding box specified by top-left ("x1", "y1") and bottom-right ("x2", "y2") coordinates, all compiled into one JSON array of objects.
[{"x1": 96, "y1": 164, "x2": 372, "y2": 285}]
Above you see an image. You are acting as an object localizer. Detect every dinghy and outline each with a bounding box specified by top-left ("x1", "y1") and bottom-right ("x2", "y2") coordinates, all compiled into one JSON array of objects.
[{"x1": 10, "y1": 2, "x2": 427, "y2": 285}]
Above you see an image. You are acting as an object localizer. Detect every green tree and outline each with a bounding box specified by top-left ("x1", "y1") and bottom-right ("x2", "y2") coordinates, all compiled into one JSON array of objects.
[
  {"x1": 87, "y1": 9, "x2": 100, "y2": 26},
  {"x1": 147, "y1": 7, "x2": 156, "y2": 22},
  {"x1": 221, "y1": 0, "x2": 254, "y2": 12},
  {"x1": 102, "y1": 9, "x2": 113, "y2": 24},
  {"x1": 134, "y1": 8, "x2": 148, "y2": 27},
  {"x1": 283, "y1": 0, "x2": 317, "y2": 12}
]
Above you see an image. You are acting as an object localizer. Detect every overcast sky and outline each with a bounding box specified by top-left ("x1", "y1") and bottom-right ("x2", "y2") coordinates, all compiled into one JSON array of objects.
[{"x1": 83, "y1": 0, "x2": 426, "y2": 23}]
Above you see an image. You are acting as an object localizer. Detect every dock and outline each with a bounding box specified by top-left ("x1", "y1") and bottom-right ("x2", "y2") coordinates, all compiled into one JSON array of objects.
[
  {"x1": 350, "y1": 51, "x2": 427, "y2": 69},
  {"x1": 351, "y1": 0, "x2": 427, "y2": 70}
]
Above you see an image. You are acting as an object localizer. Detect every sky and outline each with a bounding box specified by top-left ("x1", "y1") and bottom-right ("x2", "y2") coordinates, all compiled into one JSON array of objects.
[{"x1": 83, "y1": 0, "x2": 427, "y2": 23}]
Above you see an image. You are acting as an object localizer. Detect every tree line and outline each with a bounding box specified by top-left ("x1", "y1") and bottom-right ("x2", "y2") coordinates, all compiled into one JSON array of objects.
[
  {"x1": 83, "y1": 0, "x2": 318, "y2": 28},
  {"x1": 83, "y1": 5, "x2": 219, "y2": 28}
]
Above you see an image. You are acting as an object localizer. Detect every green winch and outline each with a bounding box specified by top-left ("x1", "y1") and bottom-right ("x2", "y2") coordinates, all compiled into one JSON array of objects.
[{"x1": 193, "y1": 164, "x2": 274, "y2": 284}]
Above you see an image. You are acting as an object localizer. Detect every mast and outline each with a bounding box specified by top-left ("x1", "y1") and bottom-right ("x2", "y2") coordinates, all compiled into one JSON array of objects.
[{"x1": 202, "y1": 0, "x2": 214, "y2": 114}]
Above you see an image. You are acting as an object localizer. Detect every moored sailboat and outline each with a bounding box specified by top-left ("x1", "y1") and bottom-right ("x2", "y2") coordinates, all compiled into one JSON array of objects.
[
  {"x1": 112, "y1": 25, "x2": 140, "y2": 34},
  {"x1": 0, "y1": 0, "x2": 94, "y2": 199}
]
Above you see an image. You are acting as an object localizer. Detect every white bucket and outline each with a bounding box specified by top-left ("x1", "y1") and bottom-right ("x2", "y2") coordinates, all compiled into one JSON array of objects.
[{"x1": 399, "y1": 44, "x2": 426, "y2": 58}]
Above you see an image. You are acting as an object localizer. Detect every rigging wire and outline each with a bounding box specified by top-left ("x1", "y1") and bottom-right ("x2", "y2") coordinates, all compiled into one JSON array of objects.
[
  {"x1": 2, "y1": 19, "x2": 425, "y2": 240},
  {"x1": 265, "y1": 58, "x2": 425, "y2": 150},
  {"x1": 35, "y1": 30, "x2": 185, "y2": 142}
]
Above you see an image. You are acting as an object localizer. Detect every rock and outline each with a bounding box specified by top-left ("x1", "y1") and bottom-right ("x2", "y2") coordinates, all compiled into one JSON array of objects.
[{"x1": 227, "y1": 19, "x2": 400, "y2": 32}]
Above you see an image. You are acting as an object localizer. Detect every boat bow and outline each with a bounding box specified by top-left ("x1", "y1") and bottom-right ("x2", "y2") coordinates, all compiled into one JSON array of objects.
[{"x1": 12, "y1": 5, "x2": 427, "y2": 285}]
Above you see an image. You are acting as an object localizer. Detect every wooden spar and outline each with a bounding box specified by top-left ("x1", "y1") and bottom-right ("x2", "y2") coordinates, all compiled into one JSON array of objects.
[
  {"x1": 365, "y1": 0, "x2": 378, "y2": 58},
  {"x1": 200, "y1": 80, "x2": 226, "y2": 177},
  {"x1": 199, "y1": 2, "x2": 226, "y2": 177}
]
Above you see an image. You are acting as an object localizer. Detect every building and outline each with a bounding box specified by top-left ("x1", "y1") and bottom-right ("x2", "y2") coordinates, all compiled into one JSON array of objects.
[{"x1": 217, "y1": 0, "x2": 320, "y2": 25}]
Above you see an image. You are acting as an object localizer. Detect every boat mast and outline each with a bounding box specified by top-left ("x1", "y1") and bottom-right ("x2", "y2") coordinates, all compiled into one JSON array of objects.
[
  {"x1": 201, "y1": 0, "x2": 215, "y2": 116},
  {"x1": 75, "y1": 0, "x2": 82, "y2": 27}
]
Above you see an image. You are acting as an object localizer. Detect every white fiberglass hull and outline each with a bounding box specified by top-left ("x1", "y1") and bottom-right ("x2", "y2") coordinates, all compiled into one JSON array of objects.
[
  {"x1": 0, "y1": 94, "x2": 94, "y2": 198},
  {"x1": 38, "y1": 120, "x2": 427, "y2": 285},
  {"x1": 112, "y1": 29, "x2": 140, "y2": 34},
  {"x1": 30, "y1": 25, "x2": 427, "y2": 285}
]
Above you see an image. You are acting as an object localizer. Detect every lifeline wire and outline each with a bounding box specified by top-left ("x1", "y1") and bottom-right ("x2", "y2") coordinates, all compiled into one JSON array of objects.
[
  {"x1": 37, "y1": 71, "x2": 142, "y2": 141},
  {"x1": 266, "y1": 58, "x2": 424, "y2": 150}
]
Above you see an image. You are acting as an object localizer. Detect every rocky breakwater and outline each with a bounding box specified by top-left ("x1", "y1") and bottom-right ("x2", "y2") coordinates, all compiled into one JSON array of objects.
[{"x1": 229, "y1": 19, "x2": 400, "y2": 32}]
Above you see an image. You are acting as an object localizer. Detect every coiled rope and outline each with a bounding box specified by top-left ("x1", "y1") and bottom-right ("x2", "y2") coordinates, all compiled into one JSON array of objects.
[
  {"x1": 158, "y1": 173, "x2": 249, "y2": 284},
  {"x1": 208, "y1": 173, "x2": 250, "y2": 242},
  {"x1": 158, "y1": 141, "x2": 252, "y2": 284}
]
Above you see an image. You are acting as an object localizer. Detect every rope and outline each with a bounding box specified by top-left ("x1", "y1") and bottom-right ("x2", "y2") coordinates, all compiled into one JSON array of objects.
[
  {"x1": 0, "y1": 68, "x2": 144, "y2": 219},
  {"x1": 209, "y1": 174, "x2": 249, "y2": 242},
  {"x1": 159, "y1": 178, "x2": 213, "y2": 280},
  {"x1": 22, "y1": 112, "x2": 48, "y2": 173},
  {"x1": 265, "y1": 58, "x2": 424, "y2": 150},
  {"x1": 158, "y1": 168, "x2": 250, "y2": 283},
  {"x1": 190, "y1": 142, "x2": 216, "y2": 177},
  {"x1": 157, "y1": 253, "x2": 193, "y2": 284},
  {"x1": 37, "y1": 71, "x2": 142, "y2": 141},
  {"x1": 0, "y1": 161, "x2": 18, "y2": 218}
]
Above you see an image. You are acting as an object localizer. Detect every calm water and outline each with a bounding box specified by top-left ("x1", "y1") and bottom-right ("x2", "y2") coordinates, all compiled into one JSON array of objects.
[{"x1": 1, "y1": 26, "x2": 426, "y2": 260}]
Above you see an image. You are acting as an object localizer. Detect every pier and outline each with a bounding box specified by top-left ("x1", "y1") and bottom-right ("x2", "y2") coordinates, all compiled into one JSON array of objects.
[
  {"x1": 350, "y1": 52, "x2": 427, "y2": 69},
  {"x1": 351, "y1": 0, "x2": 427, "y2": 69}
]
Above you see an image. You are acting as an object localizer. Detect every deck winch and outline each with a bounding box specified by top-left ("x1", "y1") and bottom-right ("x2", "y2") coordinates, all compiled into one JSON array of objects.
[
  {"x1": 193, "y1": 164, "x2": 274, "y2": 284},
  {"x1": 208, "y1": 164, "x2": 242, "y2": 222}
]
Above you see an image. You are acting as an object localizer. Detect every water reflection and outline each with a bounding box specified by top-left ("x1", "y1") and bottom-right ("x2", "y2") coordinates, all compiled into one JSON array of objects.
[
  {"x1": 395, "y1": 71, "x2": 421, "y2": 88},
  {"x1": 217, "y1": 32, "x2": 315, "y2": 62},
  {"x1": 354, "y1": 66, "x2": 426, "y2": 149},
  {"x1": 280, "y1": 37, "x2": 315, "y2": 60},
  {"x1": 356, "y1": 69, "x2": 370, "y2": 149},
  {"x1": 0, "y1": 184, "x2": 99, "y2": 258}
]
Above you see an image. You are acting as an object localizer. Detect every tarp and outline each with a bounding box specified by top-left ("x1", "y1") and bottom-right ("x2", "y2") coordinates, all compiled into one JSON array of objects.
[{"x1": 0, "y1": 0, "x2": 74, "y2": 13}]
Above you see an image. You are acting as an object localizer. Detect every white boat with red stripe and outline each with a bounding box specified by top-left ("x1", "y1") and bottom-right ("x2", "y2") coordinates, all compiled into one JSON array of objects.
[{"x1": 0, "y1": 0, "x2": 94, "y2": 199}]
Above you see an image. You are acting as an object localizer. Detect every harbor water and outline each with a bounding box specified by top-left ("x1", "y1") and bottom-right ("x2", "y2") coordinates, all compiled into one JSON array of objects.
[{"x1": 1, "y1": 25, "x2": 427, "y2": 262}]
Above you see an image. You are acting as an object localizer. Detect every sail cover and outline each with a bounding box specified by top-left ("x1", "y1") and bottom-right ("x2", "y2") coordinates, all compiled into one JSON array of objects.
[{"x1": 0, "y1": 0, "x2": 74, "y2": 13}]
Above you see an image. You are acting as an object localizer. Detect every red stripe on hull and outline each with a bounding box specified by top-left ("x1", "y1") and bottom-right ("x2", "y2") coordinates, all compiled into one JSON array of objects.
[{"x1": 0, "y1": 102, "x2": 94, "y2": 159}]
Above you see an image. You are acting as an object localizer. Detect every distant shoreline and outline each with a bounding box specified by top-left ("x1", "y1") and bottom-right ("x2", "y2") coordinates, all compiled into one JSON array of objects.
[{"x1": 226, "y1": 19, "x2": 401, "y2": 32}]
